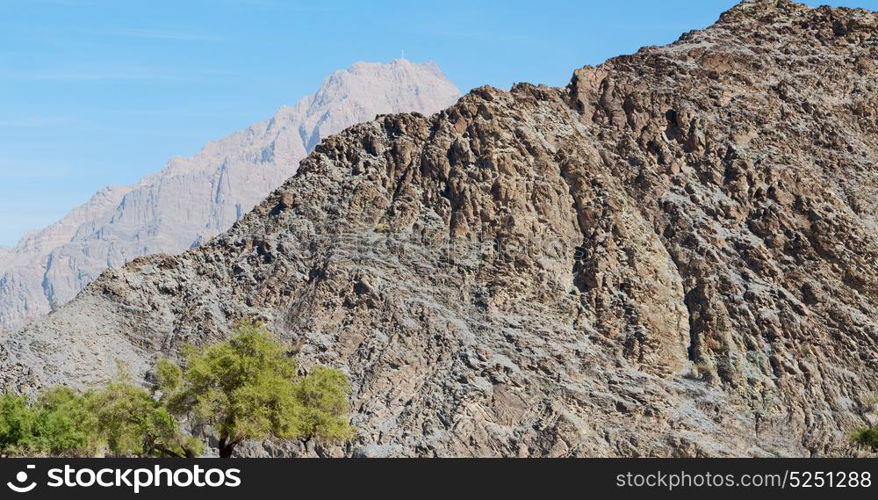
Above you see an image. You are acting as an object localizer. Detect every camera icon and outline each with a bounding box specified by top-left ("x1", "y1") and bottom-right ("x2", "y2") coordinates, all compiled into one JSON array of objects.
[{"x1": 7, "y1": 464, "x2": 37, "y2": 493}]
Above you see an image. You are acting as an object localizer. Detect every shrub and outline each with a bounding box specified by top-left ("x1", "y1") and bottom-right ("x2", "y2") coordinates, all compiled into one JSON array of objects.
[
  {"x1": 852, "y1": 426, "x2": 878, "y2": 452},
  {"x1": 0, "y1": 391, "x2": 36, "y2": 454},
  {"x1": 30, "y1": 387, "x2": 98, "y2": 455},
  {"x1": 0, "y1": 387, "x2": 97, "y2": 456}
]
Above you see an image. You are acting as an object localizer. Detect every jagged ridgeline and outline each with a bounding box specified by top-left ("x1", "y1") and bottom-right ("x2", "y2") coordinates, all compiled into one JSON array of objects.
[{"x1": 2, "y1": 0, "x2": 878, "y2": 457}]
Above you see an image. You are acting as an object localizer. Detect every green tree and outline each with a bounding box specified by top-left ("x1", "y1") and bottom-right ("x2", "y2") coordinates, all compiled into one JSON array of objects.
[
  {"x1": 159, "y1": 321, "x2": 354, "y2": 457},
  {"x1": 29, "y1": 387, "x2": 99, "y2": 456},
  {"x1": 89, "y1": 379, "x2": 201, "y2": 458},
  {"x1": 0, "y1": 391, "x2": 36, "y2": 454}
]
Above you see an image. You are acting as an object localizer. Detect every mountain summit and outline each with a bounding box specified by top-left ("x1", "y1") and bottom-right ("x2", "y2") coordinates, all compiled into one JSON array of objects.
[
  {"x1": 2, "y1": 1, "x2": 878, "y2": 456},
  {"x1": 0, "y1": 59, "x2": 460, "y2": 331}
]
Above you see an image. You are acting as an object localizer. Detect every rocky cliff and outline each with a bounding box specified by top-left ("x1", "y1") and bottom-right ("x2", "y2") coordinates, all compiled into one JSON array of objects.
[
  {"x1": 0, "y1": 60, "x2": 460, "y2": 331},
  {"x1": 2, "y1": 0, "x2": 877, "y2": 457}
]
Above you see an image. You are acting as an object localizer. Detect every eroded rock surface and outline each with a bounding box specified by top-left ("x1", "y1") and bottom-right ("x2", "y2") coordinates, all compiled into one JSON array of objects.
[{"x1": 2, "y1": 0, "x2": 877, "y2": 457}]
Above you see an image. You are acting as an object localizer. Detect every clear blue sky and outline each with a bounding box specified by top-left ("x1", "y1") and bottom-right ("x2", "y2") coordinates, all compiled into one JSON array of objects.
[{"x1": 0, "y1": 0, "x2": 874, "y2": 246}]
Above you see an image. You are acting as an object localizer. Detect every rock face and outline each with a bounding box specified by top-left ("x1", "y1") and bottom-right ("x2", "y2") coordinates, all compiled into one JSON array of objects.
[
  {"x1": 2, "y1": 0, "x2": 878, "y2": 457},
  {"x1": 0, "y1": 60, "x2": 460, "y2": 331}
]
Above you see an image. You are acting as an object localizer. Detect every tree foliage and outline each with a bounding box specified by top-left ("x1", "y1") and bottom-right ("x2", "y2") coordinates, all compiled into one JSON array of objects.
[
  {"x1": 0, "y1": 382, "x2": 195, "y2": 457},
  {"x1": 295, "y1": 367, "x2": 355, "y2": 441},
  {"x1": 853, "y1": 426, "x2": 878, "y2": 452},
  {"x1": 0, "y1": 321, "x2": 353, "y2": 458},
  {"x1": 0, "y1": 391, "x2": 36, "y2": 453},
  {"x1": 0, "y1": 387, "x2": 99, "y2": 456},
  {"x1": 159, "y1": 321, "x2": 354, "y2": 457},
  {"x1": 89, "y1": 379, "x2": 201, "y2": 458},
  {"x1": 29, "y1": 387, "x2": 99, "y2": 455}
]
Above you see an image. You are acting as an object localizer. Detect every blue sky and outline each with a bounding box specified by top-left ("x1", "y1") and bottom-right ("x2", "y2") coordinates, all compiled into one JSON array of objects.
[{"x1": 0, "y1": 0, "x2": 875, "y2": 246}]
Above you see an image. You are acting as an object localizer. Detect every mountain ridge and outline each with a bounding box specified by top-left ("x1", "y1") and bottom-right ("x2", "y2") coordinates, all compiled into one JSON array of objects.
[{"x1": 0, "y1": 59, "x2": 460, "y2": 330}]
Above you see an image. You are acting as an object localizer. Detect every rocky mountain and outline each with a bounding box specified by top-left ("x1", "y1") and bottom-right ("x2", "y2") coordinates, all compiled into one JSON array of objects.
[
  {"x1": 0, "y1": 59, "x2": 460, "y2": 331},
  {"x1": 0, "y1": 185, "x2": 133, "y2": 328},
  {"x1": 2, "y1": 0, "x2": 877, "y2": 457}
]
